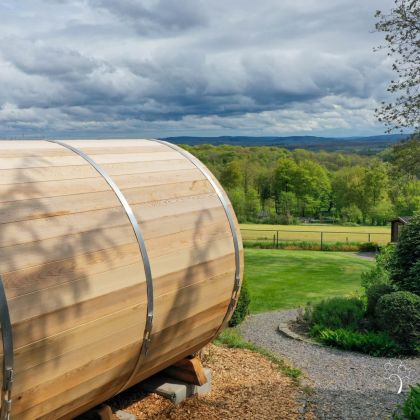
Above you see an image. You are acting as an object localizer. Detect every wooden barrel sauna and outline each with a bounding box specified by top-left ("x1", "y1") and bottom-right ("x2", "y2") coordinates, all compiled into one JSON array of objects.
[{"x1": 0, "y1": 139, "x2": 243, "y2": 419}]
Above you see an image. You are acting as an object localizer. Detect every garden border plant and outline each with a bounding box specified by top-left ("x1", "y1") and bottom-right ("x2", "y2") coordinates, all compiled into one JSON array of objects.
[
  {"x1": 229, "y1": 279, "x2": 251, "y2": 327},
  {"x1": 375, "y1": 291, "x2": 420, "y2": 354},
  {"x1": 302, "y1": 296, "x2": 403, "y2": 357},
  {"x1": 300, "y1": 215, "x2": 420, "y2": 357},
  {"x1": 311, "y1": 326, "x2": 402, "y2": 357},
  {"x1": 392, "y1": 384, "x2": 420, "y2": 420}
]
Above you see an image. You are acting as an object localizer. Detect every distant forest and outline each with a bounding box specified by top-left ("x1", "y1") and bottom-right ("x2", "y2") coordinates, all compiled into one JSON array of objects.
[
  {"x1": 165, "y1": 134, "x2": 409, "y2": 154},
  {"x1": 183, "y1": 135, "x2": 420, "y2": 226}
]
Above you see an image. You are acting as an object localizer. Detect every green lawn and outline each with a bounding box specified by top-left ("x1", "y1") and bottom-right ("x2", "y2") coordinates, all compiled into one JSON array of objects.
[{"x1": 245, "y1": 249, "x2": 373, "y2": 313}]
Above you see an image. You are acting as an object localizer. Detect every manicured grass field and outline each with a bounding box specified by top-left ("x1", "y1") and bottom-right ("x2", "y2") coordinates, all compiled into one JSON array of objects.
[
  {"x1": 244, "y1": 249, "x2": 373, "y2": 313},
  {"x1": 240, "y1": 223, "x2": 390, "y2": 245}
]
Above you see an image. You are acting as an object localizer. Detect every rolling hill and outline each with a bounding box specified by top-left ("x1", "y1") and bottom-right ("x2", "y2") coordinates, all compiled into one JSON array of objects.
[{"x1": 162, "y1": 134, "x2": 409, "y2": 153}]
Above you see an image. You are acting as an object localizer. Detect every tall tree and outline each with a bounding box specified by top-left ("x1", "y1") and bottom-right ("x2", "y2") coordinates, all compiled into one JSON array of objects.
[
  {"x1": 244, "y1": 188, "x2": 260, "y2": 220},
  {"x1": 375, "y1": 0, "x2": 420, "y2": 131},
  {"x1": 389, "y1": 134, "x2": 420, "y2": 177},
  {"x1": 294, "y1": 160, "x2": 331, "y2": 217},
  {"x1": 387, "y1": 135, "x2": 420, "y2": 215},
  {"x1": 272, "y1": 158, "x2": 299, "y2": 214},
  {"x1": 363, "y1": 162, "x2": 389, "y2": 208},
  {"x1": 276, "y1": 191, "x2": 298, "y2": 221},
  {"x1": 272, "y1": 158, "x2": 298, "y2": 193},
  {"x1": 256, "y1": 171, "x2": 272, "y2": 211},
  {"x1": 333, "y1": 166, "x2": 366, "y2": 217},
  {"x1": 220, "y1": 160, "x2": 243, "y2": 189}
]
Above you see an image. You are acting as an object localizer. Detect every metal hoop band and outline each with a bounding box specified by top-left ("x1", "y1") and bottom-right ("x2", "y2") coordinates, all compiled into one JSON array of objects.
[
  {"x1": 0, "y1": 275, "x2": 13, "y2": 420},
  {"x1": 152, "y1": 140, "x2": 241, "y2": 334},
  {"x1": 45, "y1": 140, "x2": 154, "y2": 392}
]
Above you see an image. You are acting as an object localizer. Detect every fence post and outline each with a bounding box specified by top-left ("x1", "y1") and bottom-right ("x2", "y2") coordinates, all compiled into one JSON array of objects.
[
  {"x1": 368, "y1": 233, "x2": 371, "y2": 243},
  {"x1": 276, "y1": 231, "x2": 279, "y2": 248},
  {"x1": 320, "y1": 231, "x2": 323, "y2": 250},
  {"x1": 273, "y1": 234, "x2": 276, "y2": 247}
]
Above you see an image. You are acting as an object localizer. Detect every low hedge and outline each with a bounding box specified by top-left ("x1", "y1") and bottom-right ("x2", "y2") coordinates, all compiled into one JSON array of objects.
[
  {"x1": 305, "y1": 296, "x2": 365, "y2": 331},
  {"x1": 375, "y1": 291, "x2": 420, "y2": 354},
  {"x1": 365, "y1": 283, "x2": 396, "y2": 316},
  {"x1": 311, "y1": 326, "x2": 402, "y2": 357}
]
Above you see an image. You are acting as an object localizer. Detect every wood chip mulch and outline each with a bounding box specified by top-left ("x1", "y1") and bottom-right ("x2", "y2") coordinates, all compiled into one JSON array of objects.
[{"x1": 109, "y1": 344, "x2": 312, "y2": 419}]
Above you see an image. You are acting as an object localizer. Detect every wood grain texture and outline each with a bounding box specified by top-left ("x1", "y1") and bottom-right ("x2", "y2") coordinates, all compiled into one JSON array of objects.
[
  {"x1": 163, "y1": 356, "x2": 208, "y2": 386},
  {"x1": 0, "y1": 139, "x2": 243, "y2": 419}
]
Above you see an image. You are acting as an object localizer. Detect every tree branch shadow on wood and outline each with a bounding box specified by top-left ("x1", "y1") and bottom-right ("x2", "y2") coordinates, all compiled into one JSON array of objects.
[
  {"x1": 110, "y1": 195, "x2": 234, "y2": 413},
  {"x1": 144, "y1": 188, "x2": 235, "y2": 375},
  {"x1": 0, "y1": 150, "x2": 129, "y2": 413}
]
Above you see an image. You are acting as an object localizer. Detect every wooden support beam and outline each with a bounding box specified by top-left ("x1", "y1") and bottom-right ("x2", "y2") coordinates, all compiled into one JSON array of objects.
[
  {"x1": 163, "y1": 356, "x2": 208, "y2": 386},
  {"x1": 76, "y1": 404, "x2": 113, "y2": 420}
]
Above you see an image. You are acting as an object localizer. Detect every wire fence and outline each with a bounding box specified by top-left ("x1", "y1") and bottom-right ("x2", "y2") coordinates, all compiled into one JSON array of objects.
[{"x1": 241, "y1": 228, "x2": 391, "y2": 250}]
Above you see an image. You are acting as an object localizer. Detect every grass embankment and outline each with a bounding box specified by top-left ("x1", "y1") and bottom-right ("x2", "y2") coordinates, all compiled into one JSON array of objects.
[
  {"x1": 244, "y1": 249, "x2": 373, "y2": 313},
  {"x1": 240, "y1": 223, "x2": 390, "y2": 246}
]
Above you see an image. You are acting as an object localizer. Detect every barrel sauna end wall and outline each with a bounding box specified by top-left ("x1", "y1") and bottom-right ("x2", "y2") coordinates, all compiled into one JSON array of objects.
[{"x1": 0, "y1": 139, "x2": 243, "y2": 419}]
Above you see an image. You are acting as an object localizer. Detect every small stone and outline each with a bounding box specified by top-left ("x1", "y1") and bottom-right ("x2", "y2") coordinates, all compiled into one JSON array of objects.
[{"x1": 115, "y1": 410, "x2": 136, "y2": 420}]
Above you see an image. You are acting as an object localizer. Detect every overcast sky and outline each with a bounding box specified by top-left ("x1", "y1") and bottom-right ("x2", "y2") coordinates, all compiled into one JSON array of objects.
[{"x1": 0, "y1": 0, "x2": 396, "y2": 138}]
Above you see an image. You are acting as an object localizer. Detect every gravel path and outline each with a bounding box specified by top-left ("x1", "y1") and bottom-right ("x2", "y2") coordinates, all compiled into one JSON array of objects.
[
  {"x1": 351, "y1": 252, "x2": 376, "y2": 260},
  {"x1": 240, "y1": 309, "x2": 419, "y2": 420}
]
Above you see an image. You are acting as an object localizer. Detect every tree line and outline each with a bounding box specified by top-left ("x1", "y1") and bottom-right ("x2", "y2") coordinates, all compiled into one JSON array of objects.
[{"x1": 183, "y1": 135, "x2": 420, "y2": 225}]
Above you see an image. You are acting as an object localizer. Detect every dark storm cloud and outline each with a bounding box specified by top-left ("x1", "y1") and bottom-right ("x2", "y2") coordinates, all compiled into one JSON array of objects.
[
  {"x1": 0, "y1": 0, "x2": 394, "y2": 137},
  {"x1": 89, "y1": 0, "x2": 208, "y2": 36},
  {"x1": 0, "y1": 39, "x2": 96, "y2": 77}
]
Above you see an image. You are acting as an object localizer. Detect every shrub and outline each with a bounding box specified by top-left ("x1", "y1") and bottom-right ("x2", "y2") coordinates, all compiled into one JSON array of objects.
[
  {"x1": 365, "y1": 283, "x2": 396, "y2": 316},
  {"x1": 341, "y1": 204, "x2": 363, "y2": 224},
  {"x1": 390, "y1": 214, "x2": 420, "y2": 295},
  {"x1": 361, "y1": 245, "x2": 395, "y2": 289},
  {"x1": 304, "y1": 297, "x2": 365, "y2": 331},
  {"x1": 312, "y1": 326, "x2": 402, "y2": 357},
  {"x1": 341, "y1": 221, "x2": 360, "y2": 227},
  {"x1": 359, "y1": 242, "x2": 380, "y2": 252},
  {"x1": 393, "y1": 384, "x2": 420, "y2": 420},
  {"x1": 229, "y1": 280, "x2": 251, "y2": 327},
  {"x1": 368, "y1": 200, "x2": 395, "y2": 226},
  {"x1": 409, "y1": 260, "x2": 420, "y2": 290},
  {"x1": 375, "y1": 291, "x2": 420, "y2": 353}
]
